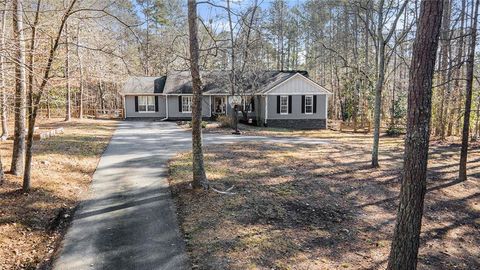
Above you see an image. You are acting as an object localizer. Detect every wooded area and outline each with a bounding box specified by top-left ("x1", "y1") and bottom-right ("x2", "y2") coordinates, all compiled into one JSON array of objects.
[{"x1": 0, "y1": 0, "x2": 479, "y2": 269}]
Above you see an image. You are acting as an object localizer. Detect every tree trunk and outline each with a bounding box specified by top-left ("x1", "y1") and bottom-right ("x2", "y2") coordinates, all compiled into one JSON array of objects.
[
  {"x1": 65, "y1": 24, "x2": 71, "y2": 122},
  {"x1": 11, "y1": 0, "x2": 27, "y2": 176},
  {"x1": 459, "y1": 0, "x2": 479, "y2": 182},
  {"x1": 0, "y1": 2, "x2": 8, "y2": 141},
  {"x1": 371, "y1": 0, "x2": 386, "y2": 168},
  {"x1": 437, "y1": 0, "x2": 451, "y2": 140},
  {"x1": 188, "y1": 0, "x2": 208, "y2": 189},
  {"x1": 23, "y1": 0, "x2": 41, "y2": 192},
  {"x1": 23, "y1": 0, "x2": 77, "y2": 191},
  {"x1": 77, "y1": 43, "x2": 84, "y2": 119},
  {"x1": 386, "y1": 1, "x2": 444, "y2": 269}
]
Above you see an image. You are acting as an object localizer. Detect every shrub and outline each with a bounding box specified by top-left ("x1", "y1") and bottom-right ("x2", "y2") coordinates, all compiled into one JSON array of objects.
[
  {"x1": 386, "y1": 125, "x2": 403, "y2": 136},
  {"x1": 188, "y1": 121, "x2": 208, "y2": 128},
  {"x1": 217, "y1": 115, "x2": 233, "y2": 128}
]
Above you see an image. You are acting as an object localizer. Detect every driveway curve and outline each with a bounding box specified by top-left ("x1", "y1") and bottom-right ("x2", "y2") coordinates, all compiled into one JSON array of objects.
[{"x1": 53, "y1": 121, "x2": 329, "y2": 270}]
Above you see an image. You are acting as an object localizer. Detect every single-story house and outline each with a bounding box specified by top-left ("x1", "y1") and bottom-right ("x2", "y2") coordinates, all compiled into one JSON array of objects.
[{"x1": 120, "y1": 70, "x2": 332, "y2": 129}]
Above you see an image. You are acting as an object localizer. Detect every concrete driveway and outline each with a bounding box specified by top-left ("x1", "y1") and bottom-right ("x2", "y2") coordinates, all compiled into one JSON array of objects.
[{"x1": 53, "y1": 121, "x2": 328, "y2": 270}]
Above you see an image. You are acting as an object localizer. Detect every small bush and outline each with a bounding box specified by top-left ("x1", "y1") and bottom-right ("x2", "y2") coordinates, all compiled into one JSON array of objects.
[
  {"x1": 188, "y1": 121, "x2": 208, "y2": 128},
  {"x1": 386, "y1": 125, "x2": 403, "y2": 136},
  {"x1": 217, "y1": 115, "x2": 233, "y2": 128}
]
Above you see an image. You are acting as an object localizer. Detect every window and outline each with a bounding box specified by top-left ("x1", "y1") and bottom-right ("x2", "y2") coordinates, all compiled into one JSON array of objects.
[
  {"x1": 305, "y1": 95, "x2": 313, "y2": 114},
  {"x1": 242, "y1": 96, "x2": 252, "y2": 112},
  {"x1": 182, "y1": 96, "x2": 192, "y2": 113},
  {"x1": 138, "y1": 96, "x2": 155, "y2": 112},
  {"x1": 280, "y1": 96, "x2": 288, "y2": 114}
]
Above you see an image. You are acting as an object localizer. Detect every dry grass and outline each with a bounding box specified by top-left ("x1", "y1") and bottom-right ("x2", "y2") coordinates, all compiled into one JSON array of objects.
[
  {"x1": 0, "y1": 118, "x2": 117, "y2": 270},
  {"x1": 169, "y1": 130, "x2": 480, "y2": 270}
]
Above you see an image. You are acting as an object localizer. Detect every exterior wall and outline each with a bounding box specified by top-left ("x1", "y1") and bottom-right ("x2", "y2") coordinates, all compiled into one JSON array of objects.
[
  {"x1": 125, "y1": 95, "x2": 166, "y2": 118},
  {"x1": 167, "y1": 95, "x2": 211, "y2": 120},
  {"x1": 267, "y1": 94, "x2": 327, "y2": 120}
]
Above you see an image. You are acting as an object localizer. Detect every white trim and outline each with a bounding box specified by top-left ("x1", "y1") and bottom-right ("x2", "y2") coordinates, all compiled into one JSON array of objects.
[
  {"x1": 181, "y1": 96, "x2": 192, "y2": 113},
  {"x1": 279, "y1": 95, "x2": 289, "y2": 115},
  {"x1": 122, "y1": 93, "x2": 164, "y2": 96},
  {"x1": 263, "y1": 73, "x2": 333, "y2": 95},
  {"x1": 304, "y1": 95, "x2": 313, "y2": 114},
  {"x1": 138, "y1": 96, "x2": 156, "y2": 112}
]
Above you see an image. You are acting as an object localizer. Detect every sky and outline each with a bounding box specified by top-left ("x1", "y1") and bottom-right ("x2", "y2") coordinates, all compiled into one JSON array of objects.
[{"x1": 196, "y1": 0, "x2": 306, "y2": 32}]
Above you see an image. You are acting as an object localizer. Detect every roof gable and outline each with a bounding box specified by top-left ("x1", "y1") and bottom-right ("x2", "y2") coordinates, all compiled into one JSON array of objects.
[{"x1": 263, "y1": 73, "x2": 332, "y2": 95}]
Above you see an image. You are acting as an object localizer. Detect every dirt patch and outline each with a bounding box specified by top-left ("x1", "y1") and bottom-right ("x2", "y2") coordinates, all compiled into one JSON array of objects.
[
  {"x1": 169, "y1": 133, "x2": 479, "y2": 270},
  {"x1": 0, "y1": 119, "x2": 117, "y2": 269}
]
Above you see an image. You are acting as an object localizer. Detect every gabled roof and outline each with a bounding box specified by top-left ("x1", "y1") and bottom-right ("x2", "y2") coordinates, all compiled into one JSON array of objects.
[
  {"x1": 121, "y1": 70, "x2": 329, "y2": 95},
  {"x1": 123, "y1": 76, "x2": 166, "y2": 94}
]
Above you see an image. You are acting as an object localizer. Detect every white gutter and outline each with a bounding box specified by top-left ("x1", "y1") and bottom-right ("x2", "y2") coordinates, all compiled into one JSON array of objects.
[
  {"x1": 122, "y1": 95, "x2": 126, "y2": 119},
  {"x1": 325, "y1": 94, "x2": 328, "y2": 129},
  {"x1": 264, "y1": 95, "x2": 268, "y2": 126},
  {"x1": 161, "y1": 95, "x2": 169, "y2": 121}
]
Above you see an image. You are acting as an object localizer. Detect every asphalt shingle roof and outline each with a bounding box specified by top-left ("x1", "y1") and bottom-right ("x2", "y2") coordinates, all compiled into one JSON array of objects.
[{"x1": 122, "y1": 71, "x2": 310, "y2": 95}]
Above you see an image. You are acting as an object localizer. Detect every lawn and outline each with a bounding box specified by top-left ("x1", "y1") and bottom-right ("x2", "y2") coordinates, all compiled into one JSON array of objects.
[
  {"x1": 169, "y1": 130, "x2": 480, "y2": 270},
  {"x1": 0, "y1": 118, "x2": 117, "y2": 270}
]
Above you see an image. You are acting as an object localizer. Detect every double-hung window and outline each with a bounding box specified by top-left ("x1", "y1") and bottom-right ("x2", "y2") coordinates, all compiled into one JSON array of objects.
[
  {"x1": 305, "y1": 95, "x2": 313, "y2": 114},
  {"x1": 182, "y1": 96, "x2": 192, "y2": 113},
  {"x1": 280, "y1": 96, "x2": 288, "y2": 114},
  {"x1": 138, "y1": 96, "x2": 155, "y2": 112}
]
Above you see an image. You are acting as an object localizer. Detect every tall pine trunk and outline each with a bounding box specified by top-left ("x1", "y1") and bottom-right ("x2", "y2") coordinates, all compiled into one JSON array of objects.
[
  {"x1": 11, "y1": 0, "x2": 27, "y2": 176},
  {"x1": 386, "y1": 1, "x2": 444, "y2": 269},
  {"x1": 0, "y1": 2, "x2": 8, "y2": 141},
  {"x1": 437, "y1": 0, "x2": 451, "y2": 140},
  {"x1": 459, "y1": 0, "x2": 479, "y2": 181},
  {"x1": 188, "y1": 0, "x2": 208, "y2": 189}
]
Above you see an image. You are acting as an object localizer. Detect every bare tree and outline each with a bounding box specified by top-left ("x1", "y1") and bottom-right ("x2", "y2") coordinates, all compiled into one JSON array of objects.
[
  {"x1": 65, "y1": 23, "x2": 71, "y2": 122},
  {"x1": 11, "y1": 0, "x2": 27, "y2": 176},
  {"x1": 0, "y1": 0, "x2": 8, "y2": 141},
  {"x1": 387, "y1": 0, "x2": 444, "y2": 268},
  {"x1": 371, "y1": 0, "x2": 409, "y2": 168},
  {"x1": 459, "y1": 0, "x2": 480, "y2": 182},
  {"x1": 23, "y1": 0, "x2": 78, "y2": 191},
  {"x1": 188, "y1": 0, "x2": 208, "y2": 189}
]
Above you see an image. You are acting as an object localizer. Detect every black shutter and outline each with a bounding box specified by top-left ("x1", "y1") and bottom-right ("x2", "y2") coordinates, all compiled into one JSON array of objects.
[
  {"x1": 277, "y1": 96, "x2": 280, "y2": 114},
  {"x1": 178, "y1": 96, "x2": 182, "y2": 112},
  {"x1": 288, "y1": 95, "x2": 292, "y2": 114},
  {"x1": 155, "y1": 96, "x2": 159, "y2": 112},
  {"x1": 251, "y1": 97, "x2": 255, "y2": 111},
  {"x1": 301, "y1": 95, "x2": 305, "y2": 114},
  {"x1": 313, "y1": 95, "x2": 317, "y2": 113},
  {"x1": 135, "y1": 96, "x2": 139, "y2": 112}
]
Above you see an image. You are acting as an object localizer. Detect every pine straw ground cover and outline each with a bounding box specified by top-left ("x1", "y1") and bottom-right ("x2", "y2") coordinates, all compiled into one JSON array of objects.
[
  {"x1": 169, "y1": 132, "x2": 480, "y2": 270},
  {"x1": 0, "y1": 119, "x2": 117, "y2": 269}
]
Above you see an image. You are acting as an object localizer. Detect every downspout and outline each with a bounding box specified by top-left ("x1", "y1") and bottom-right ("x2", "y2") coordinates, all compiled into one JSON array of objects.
[
  {"x1": 209, "y1": 95, "x2": 212, "y2": 118},
  {"x1": 325, "y1": 94, "x2": 328, "y2": 129},
  {"x1": 122, "y1": 95, "x2": 126, "y2": 120},
  {"x1": 264, "y1": 95, "x2": 268, "y2": 126},
  {"x1": 161, "y1": 94, "x2": 169, "y2": 121}
]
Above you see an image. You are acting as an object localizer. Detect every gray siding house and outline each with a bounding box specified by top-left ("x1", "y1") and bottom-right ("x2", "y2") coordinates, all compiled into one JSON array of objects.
[{"x1": 121, "y1": 71, "x2": 332, "y2": 129}]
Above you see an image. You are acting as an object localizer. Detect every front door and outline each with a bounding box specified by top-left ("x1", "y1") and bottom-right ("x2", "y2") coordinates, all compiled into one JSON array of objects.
[{"x1": 213, "y1": 96, "x2": 227, "y2": 114}]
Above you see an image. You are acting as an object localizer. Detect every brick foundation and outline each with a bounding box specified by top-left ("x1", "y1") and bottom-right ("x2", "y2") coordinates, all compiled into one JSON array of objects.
[{"x1": 266, "y1": 119, "x2": 326, "y2": 129}]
